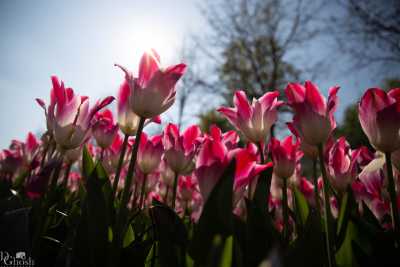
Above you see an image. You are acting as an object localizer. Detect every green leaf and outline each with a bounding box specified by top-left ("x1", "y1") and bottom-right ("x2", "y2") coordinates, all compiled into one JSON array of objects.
[
  {"x1": 83, "y1": 162, "x2": 110, "y2": 267},
  {"x1": 121, "y1": 238, "x2": 153, "y2": 267},
  {"x1": 186, "y1": 253, "x2": 194, "y2": 267},
  {"x1": 335, "y1": 221, "x2": 359, "y2": 267},
  {"x1": 82, "y1": 145, "x2": 95, "y2": 179},
  {"x1": 12, "y1": 170, "x2": 29, "y2": 189},
  {"x1": 145, "y1": 241, "x2": 159, "y2": 267},
  {"x1": 151, "y1": 199, "x2": 188, "y2": 267},
  {"x1": 108, "y1": 227, "x2": 113, "y2": 242},
  {"x1": 253, "y1": 167, "x2": 272, "y2": 213},
  {"x1": 287, "y1": 210, "x2": 325, "y2": 267},
  {"x1": 189, "y1": 160, "x2": 235, "y2": 264},
  {"x1": 293, "y1": 186, "x2": 309, "y2": 227},
  {"x1": 336, "y1": 188, "x2": 355, "y2": 248},
  {"x1": 151, "y1": 199, "x2": 188, "y2": 245},
  {"x1": 245, "y1": 168, "x2": 278, "y2": 267},
  {"x1": 219, "y1": 235, "x2": 233, "y2": 267},
  {"x1": 123, "y1": 224, "x2": 135, "y2": 248}
]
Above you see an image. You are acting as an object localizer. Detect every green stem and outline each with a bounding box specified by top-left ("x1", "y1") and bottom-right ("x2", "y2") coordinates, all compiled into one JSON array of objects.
[
  {"x1": 312, "y1": 158, "x2": 321, "y2": 219},
  {"x1": 171, "y1": 172, "x2": 179, "y2": 209},
  {"x1": 100, "y1": 148, "x2": 105, "y2": 162},
  {"x1": 318, "y1": 144, "x2": 335, "y2": 267},
  {"x1": 258, "y1": 141, "x2": 265, "y2": 163},
  {"x1": 49, "y1": 154, "x2": 64, "y2": 193},
  {"x1": 111, "y1": 134, "x2": 129, "y2": 201},
  {"x1": 385, "y1": 152, "x2": 400, "y2": 235},
  {"x1": 165, "y1": 185, "x2": 170, "y2": 204},
  {"x1": 40, "y1": 143, "x2": 49, "y2": 169},
  {"x1": 132, "y1": 181, "x2": 139, "y2": 208},
  {"x1": 139, "y1": 174, "x2": 148, "y2": 210},
  {"x1": 33, "y1": 154, "x2": 64, "y2": 257},
  {"x1": 282, "y1": 177, "x2": 290, "y2": 245},
  {"x1": 112, "y1": 117, "x2": 145, "y2": 264},
  {"x1": 61, "y1": 163, "x2": 72, "y2": 188}
]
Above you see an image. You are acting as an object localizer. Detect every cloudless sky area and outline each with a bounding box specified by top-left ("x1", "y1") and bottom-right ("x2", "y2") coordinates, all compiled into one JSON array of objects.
[
  {"x1": 0, "y1": 0, "x2": 382, "y2": 148},
  {"x1": 0, "y1": 0, "x2": 206, "y2": 148}
]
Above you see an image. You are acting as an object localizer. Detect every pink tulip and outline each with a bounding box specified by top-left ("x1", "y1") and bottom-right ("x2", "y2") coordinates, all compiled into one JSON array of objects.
[
  {"x1": 270, "y1": 136, "x2": 303, "y2": 179},
  {"x1": 159, "y1": 160, "x2": 175, "y2": 187},
  {"x1": 285, "y1": 81, "x2": 339, "y2": 146},
  {"x1": 194, "y1": 125, "x2": 239, "y2": 201},
  {"x1": 299, "y1": 177, "x2": 315, "y2": 206},
  {"x1": 117, "y1": 80, "x2": 161, "y2": 135},
  {"x1": 0, "y1": 148, "x2": 23, "y2": 176},
  {"x1": 137, "y1": 133, "x2": 164, "y2": 175},
  {"x1": 92, "y1": 109, "x2": 119, "y2": 149},
  {"x1": 327, "y1": 137, "x2": 359, "y2": 192},
  {"x1": 218, "y1": 90, "x2": 283, "y2": 143},
  {"x1": 20, "y1": 132, "x2": 41, "y2": 170},
  {"x1": 37, "y1": 76, "x2": 114, "y2": 150},
  {"x1": 233, "y1": 143, "x2": 273, "y2": 196},
  {"x1": 25, "y1": 132, "x2": 40, "y2": 158},
  {"x1": 355, "y1": 168, "x2": 390, "y2": 221},
  {"x1": 163, "y1": 123, "x2": 201, "y2": 175},
  {"x1": 358, "y1": 87, "x2": 400, "y2": 152},
  {"x1": 67, "y1": 172, "x2": 81, "y2": 192},
  {"x1": 115, "y1": 49, "x2": 186, "y2": 118},
  {"x1": 353, "y1": 146, "x2": 374, "y2": 167},
  {"x1": 104, "y1": 133, "x2": 126, "y2": 169},
  {"x1": 287, "y1": 123, "x2": 334, "y2": 159},
  {"x1": 179, "y1": 175, "x2": 198, "y2": 202},
  {"x1": 190, "y1": 192, "x2": 204, "y2": 222}
]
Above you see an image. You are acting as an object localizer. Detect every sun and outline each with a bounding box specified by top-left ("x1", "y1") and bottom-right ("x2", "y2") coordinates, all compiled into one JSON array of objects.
[{"x1": 112, "y1": 26, "x2": 179, "y2": 70}]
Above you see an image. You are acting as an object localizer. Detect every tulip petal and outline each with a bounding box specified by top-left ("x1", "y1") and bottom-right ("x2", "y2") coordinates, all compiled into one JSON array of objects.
[
  {"x1": 234, "y1": 91, "x2": 252, "y2": 120},
  {"x1": 138, "y1": 50, "x2": 161, "y2": 87}
]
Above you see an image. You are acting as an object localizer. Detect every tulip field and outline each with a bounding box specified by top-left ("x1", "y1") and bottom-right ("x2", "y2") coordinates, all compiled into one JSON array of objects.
[{"x1": 1, "y1": 49, "x2": 400, "y2": 267}]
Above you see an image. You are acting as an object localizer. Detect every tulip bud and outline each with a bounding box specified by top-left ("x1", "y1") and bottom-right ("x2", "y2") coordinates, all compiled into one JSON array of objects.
[
  {"x1": 270, "y1": 136, "x2": 303, "y2": 179},
  {"x1": 92, "y1": 109, "x2": 118, "y2": 149},
  {"x1": 115, "y1": 49, "x2": 186, "y2": 118},
  {"x1": 358, "y1": 88, "x2": 400, "y2": 153},
  {"x1": 179, "y1": 175, "x2": 197, "y2": 202},
  {"x1": 327, "y1": 137, "x2": 358, "y2": 192},
  {"x1": 117, "y1": 80, "x2": 162, "y2": 136},
  {"x1": 137, "y1": 133, "x2": 164, "y2": 175},
  {"x1": 218, "y1": 90, "x2": 283, "y2": 143},
  {"x1": 233, "y1": 143, "x2": 273, "y2": 200},
  {"x1": 163, "y1": 124, "x2": 201, "y2": 175},
  {"x1": 194, "y1": 125, "x2": 239, "y2": 201},
  {"x1": 285, "y1": 81, "x2": 339, "y2": 146},
  {"x1": 38, "y1": 76, "x2": 114, "y2": 150}
]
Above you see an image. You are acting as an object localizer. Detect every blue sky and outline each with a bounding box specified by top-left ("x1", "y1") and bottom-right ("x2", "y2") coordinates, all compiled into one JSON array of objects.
[
  {"x1": 0, "y1": 0, "x2": 206, "y2": 148},
  {"x1": 0, "y1": 0, "x2": 388, "y2": 148}
]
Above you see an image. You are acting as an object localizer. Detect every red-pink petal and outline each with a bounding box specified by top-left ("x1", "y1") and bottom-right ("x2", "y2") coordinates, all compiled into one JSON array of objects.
[
  {"x1": 304, "y1": 81, "x2": 326, "y2": 115},
  {"x1": 36, "y1": 98, "x2": 46, "y2": 110},
  {"x1": 258, "y1": 90, "x2": 280, "y2": 108},
  {"x1": 117, "y1": 80, "x2": 130, "y2": 114},
  {"x1": 138, "y1": 50, "x2": 161, "y2": 87},
  {"x1": 285, "y1": 83, "x2": 305, "y2": 104},
  {"x1": 233, "y1": 91, "x2": 252, "y2": 120},
  {"x1": 183, "y1": 125, "x2": 201, "y2": 152},
  {"x1": 217, "y1": 107, "x2": 237, "y2": 122}
]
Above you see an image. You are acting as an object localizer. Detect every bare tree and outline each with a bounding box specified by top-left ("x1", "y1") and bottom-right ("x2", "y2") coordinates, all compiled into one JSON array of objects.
[
  {"x1": 329, "y1": 0, "x2": 400, "y2": 72},
  {"x1": 175, "y1": 39, "x2": 219, "y2": 129},
  {"x1": 193, "y1": 0, "x2": 324, "y2": 103}
]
